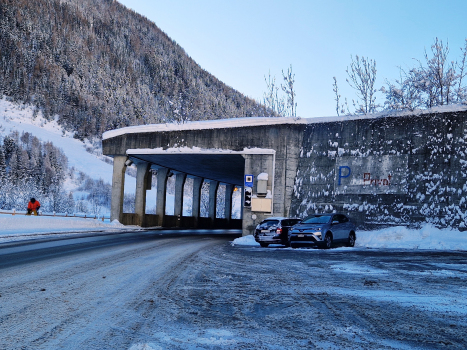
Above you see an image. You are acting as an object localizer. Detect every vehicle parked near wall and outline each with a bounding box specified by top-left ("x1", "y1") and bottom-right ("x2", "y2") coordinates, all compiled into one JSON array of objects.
[
  {"x1": 254, "y1": 217, "x2": 302, "y2": 247},
  {"x1": 289, "y1": 214, "x2": 356, "y2": 249}
]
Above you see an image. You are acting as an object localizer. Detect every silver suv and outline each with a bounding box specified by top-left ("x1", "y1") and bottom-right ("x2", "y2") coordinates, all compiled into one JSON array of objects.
[{"x1": 289, "y1": 214, "x2": 356, "y2": 249}]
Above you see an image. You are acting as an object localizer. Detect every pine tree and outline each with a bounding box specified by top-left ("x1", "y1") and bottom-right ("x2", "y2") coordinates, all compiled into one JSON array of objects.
[
  {"x1": 0, "y1": 146, "x2": 7, "y2": 209},
  {"x1": 0, "y1": 146, "x2": 7, "y2": 184}
]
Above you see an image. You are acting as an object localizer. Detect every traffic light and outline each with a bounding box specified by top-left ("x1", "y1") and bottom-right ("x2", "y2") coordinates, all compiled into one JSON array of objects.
[{"x1": 244, "y1": 187, "x2": 252, "y2": 207}]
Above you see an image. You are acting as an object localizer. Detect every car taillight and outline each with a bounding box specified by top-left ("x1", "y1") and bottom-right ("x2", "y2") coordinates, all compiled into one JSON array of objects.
[{"x1": 276, "y1": 228, "x2": 282, "y2": 234}]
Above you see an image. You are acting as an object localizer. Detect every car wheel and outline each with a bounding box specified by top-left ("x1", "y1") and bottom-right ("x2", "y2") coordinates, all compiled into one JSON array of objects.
[
  {"x1": 323, "y1": 232, "x2": 332, "y2": 249},
  {"x1": 284, "y1": 240, "x2": 291, "y2": 247},
  {"x1": 259, "y1": 242, "x2": 269, "y2": 248},
  {"x1": 347, "y1": 232, "x2": 356, "y2": 247}
]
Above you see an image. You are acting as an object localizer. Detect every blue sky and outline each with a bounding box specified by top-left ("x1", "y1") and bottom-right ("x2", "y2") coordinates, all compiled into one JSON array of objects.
[{"x1": 118, "y1": 0, "x2": 467, "y2": 118}]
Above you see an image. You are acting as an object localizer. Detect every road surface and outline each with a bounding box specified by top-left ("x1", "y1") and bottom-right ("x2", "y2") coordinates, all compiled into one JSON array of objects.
[{"x1": 1, "y1": 230, "x2": 466, "y2": 349}]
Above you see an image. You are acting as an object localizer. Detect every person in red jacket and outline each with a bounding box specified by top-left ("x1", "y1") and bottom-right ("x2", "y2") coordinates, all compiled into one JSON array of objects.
[{"x1": 27, "y1": 198, "x2": 41, "y2": 216}]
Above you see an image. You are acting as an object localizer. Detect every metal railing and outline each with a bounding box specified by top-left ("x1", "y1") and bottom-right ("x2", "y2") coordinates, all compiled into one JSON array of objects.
[{"x1": 0, "y1": 210, "x2": 110, "y2": 221}]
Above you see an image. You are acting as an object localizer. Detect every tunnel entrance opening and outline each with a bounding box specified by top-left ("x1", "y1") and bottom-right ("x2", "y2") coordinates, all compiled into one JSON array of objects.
[
  {"x1": 117, "y1": 151, "x2": 246, "y2": 230},
  {"x1": 108, "y1": 147, "x2": 277, "y2": 236}
]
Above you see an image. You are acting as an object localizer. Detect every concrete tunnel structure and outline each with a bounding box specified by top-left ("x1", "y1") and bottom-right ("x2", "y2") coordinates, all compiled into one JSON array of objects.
[
  {"x1": 102, "y1": 117, "x2": 304, "y2": 236},
  {"x1": 103, "y1": 108, "x2": 467, "y2": 234}
]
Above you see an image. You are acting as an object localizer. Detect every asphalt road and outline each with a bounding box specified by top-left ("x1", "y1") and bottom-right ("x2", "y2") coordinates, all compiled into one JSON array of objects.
[{"x1": 1, "y1": 230, "x2": 466, "y2": 349}]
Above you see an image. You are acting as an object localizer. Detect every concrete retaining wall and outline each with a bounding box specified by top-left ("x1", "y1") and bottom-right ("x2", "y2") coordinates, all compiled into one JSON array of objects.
[{"x1": 290, "y1": 110, "x2": 467, "y2": 230}]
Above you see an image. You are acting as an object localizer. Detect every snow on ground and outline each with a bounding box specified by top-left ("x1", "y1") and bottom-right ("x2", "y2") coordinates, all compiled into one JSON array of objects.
[
  {"x1": 0, "y1": 97, "x2": 135, "y2": 192},
  {"x1": 232, "y1": 224, "x2": 467, "y2": 251},
  {"x1": 0, "y1": 213, "x2": 142, "y2": 243}
]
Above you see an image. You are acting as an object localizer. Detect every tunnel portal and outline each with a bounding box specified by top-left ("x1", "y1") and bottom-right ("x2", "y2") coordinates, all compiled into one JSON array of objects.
[{"x1": 102, "y1": 118, "x2": 305, "y2": 236}]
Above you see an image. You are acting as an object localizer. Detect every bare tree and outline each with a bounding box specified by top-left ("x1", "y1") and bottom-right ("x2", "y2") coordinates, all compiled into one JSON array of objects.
[
  {"x1": 332, "y1": 77, "x2": 341, "y2": 116},
  {"x1": 422, "y1": 38, "x2": 457, "y2": 106},
  {"x1": 457, "y1": 39, "x2": 467, "y2": 102},
  {"x1": 395, "y1": 38, "x2": 460, "y2": 109},
  {"x1": 263, "y1": 71, "x2": 285, "y2": 116},
  {"x1": 381, "y1": 67, "x2": 422, "y2": 111},
  {"x1": 282, "y1": 65, "x2": 297, "y2": 118},
  {"x1": 332, "y1": 77, "x2": 352, "y2": 116},
  {"x1": 263, "y1": 66, "x2": 296, "y2": 117},
  {"x1": 346, "y1": 55, "x2": 378, "y2": 114}
]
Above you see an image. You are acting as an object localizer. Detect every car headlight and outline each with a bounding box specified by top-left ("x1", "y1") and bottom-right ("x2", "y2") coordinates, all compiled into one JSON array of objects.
[{"x1": 313, "y1": 231, "x2": 322, "y2": 237}]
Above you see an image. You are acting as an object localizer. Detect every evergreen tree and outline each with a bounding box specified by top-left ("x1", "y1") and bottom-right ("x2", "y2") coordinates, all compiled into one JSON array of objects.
[
  {"x1": 0, "y1": 146, "x2": 7, "y2": 209},
  {"x1": 0, "y1": 146, "x2": 6, "y2": 184}
]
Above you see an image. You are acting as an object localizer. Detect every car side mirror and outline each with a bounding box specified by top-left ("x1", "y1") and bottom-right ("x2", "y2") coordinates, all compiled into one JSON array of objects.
[{"x1": 332, "y1": 220, "x2": 339, "y2": 225}]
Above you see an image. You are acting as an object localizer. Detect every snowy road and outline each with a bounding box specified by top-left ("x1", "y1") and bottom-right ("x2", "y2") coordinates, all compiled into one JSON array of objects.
[{"x1": 1, "y1": 232, "x2": 467, "y2": 349}]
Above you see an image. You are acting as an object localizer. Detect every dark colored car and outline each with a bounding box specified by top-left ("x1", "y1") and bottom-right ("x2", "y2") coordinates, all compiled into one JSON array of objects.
[
  {"x1": 289, "y1": 214, "x2": 356, "y2": 249},
  {"x1": 254, "y1": 217, "x2": 302, "y2": 247}
]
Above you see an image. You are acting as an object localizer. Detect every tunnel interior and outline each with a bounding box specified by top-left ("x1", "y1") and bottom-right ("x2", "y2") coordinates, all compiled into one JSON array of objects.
[
  {"x1": 118, "y1": 152, "x2": 247, "y2": 229},
  {"x1": 128, "y1": 153, "x2": 245, "y2": 185}
]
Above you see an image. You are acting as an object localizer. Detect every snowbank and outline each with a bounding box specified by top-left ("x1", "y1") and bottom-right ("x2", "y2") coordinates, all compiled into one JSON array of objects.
[
  {"x1": 232, "y1": 225, "x2": 467, "y2": 251},
  {"x1": 356, "y1": 225, "x2": 467, "y2": 250},
  {"x1": 0, "y1": 214, "x2": 141, "y2": 242}
]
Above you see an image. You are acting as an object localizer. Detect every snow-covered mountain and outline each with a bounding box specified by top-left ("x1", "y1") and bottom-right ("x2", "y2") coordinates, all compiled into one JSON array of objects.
[{"x1": 0, "y1": 0, "x2": 275, "y2": 139}]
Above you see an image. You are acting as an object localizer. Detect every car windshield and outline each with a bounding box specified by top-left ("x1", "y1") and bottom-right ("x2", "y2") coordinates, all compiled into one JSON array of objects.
[
  {"x1": 259, "y1": 220, "x2": 280, "y2": 228},
  {"x1": 301, "y1": 215, "x2": 332, "y2": 224},
  {"x1": 281, "y1": 219, "x2": 301, "y2": 226}
]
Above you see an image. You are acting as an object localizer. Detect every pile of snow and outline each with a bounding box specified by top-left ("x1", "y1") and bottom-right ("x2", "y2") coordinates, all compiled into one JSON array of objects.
[
  {"x1": 232, "y1": 225, "x2": 467, "y2": 251},
  {"x1": 0, "y1": 213, "x2": 141, "y2": 243}
]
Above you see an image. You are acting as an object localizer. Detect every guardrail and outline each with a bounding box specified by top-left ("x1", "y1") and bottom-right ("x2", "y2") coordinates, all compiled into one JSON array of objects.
[{"x1": 0, "y1": 210, "x2": 110, "y2": 221}]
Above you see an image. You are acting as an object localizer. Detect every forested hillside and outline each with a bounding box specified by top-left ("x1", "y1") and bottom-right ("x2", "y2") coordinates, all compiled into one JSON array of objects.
[
  {"x1": 0, "y1": 0, "x2": 275, "y2": 139},
  {"x1": 0, "y1": 130, "x2": 74, "y2": 212}
]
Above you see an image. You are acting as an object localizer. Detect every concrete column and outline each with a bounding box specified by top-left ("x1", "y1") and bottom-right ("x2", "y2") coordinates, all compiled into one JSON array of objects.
[
  {"x1": 208, "y1": 180, "x2": 219, "y2": 226},
  {"x1": 135, "y1": 162, "x2": 150, "y2": 226},
  {"x1": 111, "y1": 156, "x2": 127, "y2": 223},
  {"x1": 191, "y1": 177, "x2": 203, "y2": 228},
  {"x1": 224, "y1": 184, "x2": 234, "y2": 222},
  {"x1": 156, "y1": 168, "x2": 169, "y2": 227},
  {"x1": 239, "y1": 186, "x2": 244, "y2": 220},
  {"x1": 174, "y1": 172, "x2": 187, "y2": 227},
  {"x1": 241, "y1": 153, "x2": 275, "y2": 236}
]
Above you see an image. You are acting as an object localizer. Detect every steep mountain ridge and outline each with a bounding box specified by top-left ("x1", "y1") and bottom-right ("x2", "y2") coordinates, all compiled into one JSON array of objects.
[{"x1": 0, "y1": 0, "x2": 274, "y2": 139}]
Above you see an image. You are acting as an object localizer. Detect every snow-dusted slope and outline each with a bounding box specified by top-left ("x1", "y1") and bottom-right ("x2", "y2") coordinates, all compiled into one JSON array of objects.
[{"x1": 0, "y1": 98, "x2": 135, "y2": 192}]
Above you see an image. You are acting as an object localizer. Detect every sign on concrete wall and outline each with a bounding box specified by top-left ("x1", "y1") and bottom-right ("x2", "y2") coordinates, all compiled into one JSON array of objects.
[
  {"x1": 245, "y1": 175, "x2": 254, "y2": 187},
  {"x1": 335, "y1": 155, "x2": 408, "y2": 194},
  {"x1": 251, "y1": 198, "x2": 272, "y2": 212}
]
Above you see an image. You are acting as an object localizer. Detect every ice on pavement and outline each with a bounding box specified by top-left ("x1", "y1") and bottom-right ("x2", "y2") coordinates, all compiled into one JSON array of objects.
[{"x1": 232, "y1": 224, "x2": 467, "y2": 251}]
